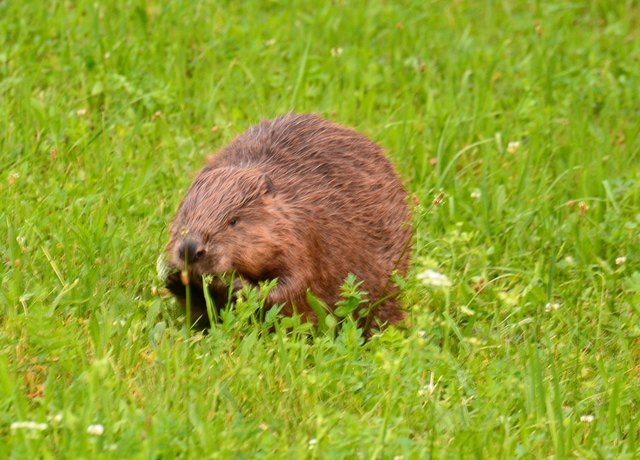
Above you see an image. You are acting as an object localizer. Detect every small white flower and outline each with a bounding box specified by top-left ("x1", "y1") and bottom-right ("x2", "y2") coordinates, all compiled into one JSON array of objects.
[
  {"x1": 507, "y1": 141, "x2": 520, "y2": 153},
  {"x1": 459, "y1": 305, "x2": 475, "y2": 316},
  {"x1": 47, "y1": 414, "x2": 63, "y2": 424},
  {"x1": 417, "y1": 373, "x2": 438, "y2": 397},
  {"x1": 470, "y1": 189, "x2": 481, "y2": 199},
  {"x1": 466, "y1": 337, "x2": 481, "y2": 346},
  {"x1": 87, "y1": 424, "x2": 105, "y2": 436},
  {"x1": 417, "y1": 330, "x2": 427, "y2": 338},
  {"x1": 417, "y1": 269, "x2": 451, "y2": 287},
  {"x1": 11, "y1": 421, "x2": 48, "y2": 431},
  {"x1": 76, "y1": 108, "x2": 88, "y2": 117},
  {"x1": 580, "y1": 414, "x2": 594, "y2": 423},
  {"x1": 545, "y1": 302, "x2": 561, "y2": 312},
  {"x1": 308, "y1": 438, "x2": 318, "y2": 449},
  {"x1": 330, "y1": 47, "x2": 343, "y2": 57},
  {"x1": 615, "y1": 256, "x2": 626, "y2": 265}
]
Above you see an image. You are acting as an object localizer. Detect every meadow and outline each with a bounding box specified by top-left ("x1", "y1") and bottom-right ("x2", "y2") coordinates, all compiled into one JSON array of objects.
[{"x1": 1, "y1": 0, "x2": 639, "y2": 457}]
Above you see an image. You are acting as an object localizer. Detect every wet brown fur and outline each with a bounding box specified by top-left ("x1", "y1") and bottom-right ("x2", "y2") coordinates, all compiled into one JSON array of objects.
[{"x1": 166, "y1": 114, "x2": 412, "y2": 329}]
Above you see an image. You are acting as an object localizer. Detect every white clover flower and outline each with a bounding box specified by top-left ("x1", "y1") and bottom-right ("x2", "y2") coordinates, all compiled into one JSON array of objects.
[
  {"x1": 545, "y1": 302, "x2": 561, "y2": 312},
  {"x1": 87, "y1": 424, "x2": 105, "y2": 436},
  {"x1": 417, "y1": 269, "x2": 451, "y2": 287},
  {"x1": 507, "y1": 141, "x2": 520, "y2": 153},
  {"x1": 580, "y1": 415, "x2": 594, "y2": 423},
  {"x1": 470, "y1": 189, "x2": 481, "y2": 199},
  {"x1": 11, "y1": 421, "x2": 48, "y2": 431},
  {"x1": 615, "y1": 256, "x2": 627, "y2": 265},
  {"x1": 308, "y1": 438, "x2": 318, "y2": 449}
]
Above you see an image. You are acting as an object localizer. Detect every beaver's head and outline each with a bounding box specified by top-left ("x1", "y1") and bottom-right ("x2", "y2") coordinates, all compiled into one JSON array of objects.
[{"x1": 167, "y1": 166, "x2": 289, "y2": 283}]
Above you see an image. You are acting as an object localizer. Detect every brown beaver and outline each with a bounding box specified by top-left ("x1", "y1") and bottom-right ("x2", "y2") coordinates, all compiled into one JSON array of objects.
[{"x1": 164, "y1": 114, "x2": 412, "y2": 330}]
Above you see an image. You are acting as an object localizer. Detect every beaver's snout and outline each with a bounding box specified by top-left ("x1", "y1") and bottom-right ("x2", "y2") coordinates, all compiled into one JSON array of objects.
[{"x1": 178, "y1": 237, "x2": 206, "y2": 262}]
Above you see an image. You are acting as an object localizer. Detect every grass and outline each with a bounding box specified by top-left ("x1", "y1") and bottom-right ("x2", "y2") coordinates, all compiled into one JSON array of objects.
[{"x1": 1, "y1": 0, "x2": 639, "y2": 457}]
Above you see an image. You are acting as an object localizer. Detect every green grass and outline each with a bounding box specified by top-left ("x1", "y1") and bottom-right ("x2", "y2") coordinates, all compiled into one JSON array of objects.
[{"x1": 1, "y1": 0, "x2": 640, "y2": 457}]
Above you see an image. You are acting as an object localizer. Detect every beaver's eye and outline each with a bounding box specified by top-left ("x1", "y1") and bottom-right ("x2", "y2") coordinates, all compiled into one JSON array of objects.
[{"x1": 229, "y1": 217, "x2": 238, "y2": 227}]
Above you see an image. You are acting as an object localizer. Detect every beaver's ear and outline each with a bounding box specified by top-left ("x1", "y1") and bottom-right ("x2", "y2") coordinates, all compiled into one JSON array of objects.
[{"x1": 259, "y1": 174, "x2": 276, "y2": 197}]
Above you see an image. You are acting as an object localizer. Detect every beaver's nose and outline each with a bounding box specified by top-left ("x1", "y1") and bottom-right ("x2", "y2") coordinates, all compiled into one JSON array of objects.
[{"x1": 178, "y1": 238, "x2": 205, "y2": 262}]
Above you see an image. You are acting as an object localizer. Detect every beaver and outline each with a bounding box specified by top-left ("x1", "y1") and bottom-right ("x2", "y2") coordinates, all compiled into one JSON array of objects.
[{"x1": 164, "y1": 114, "x2": 412, "y2": 330}]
